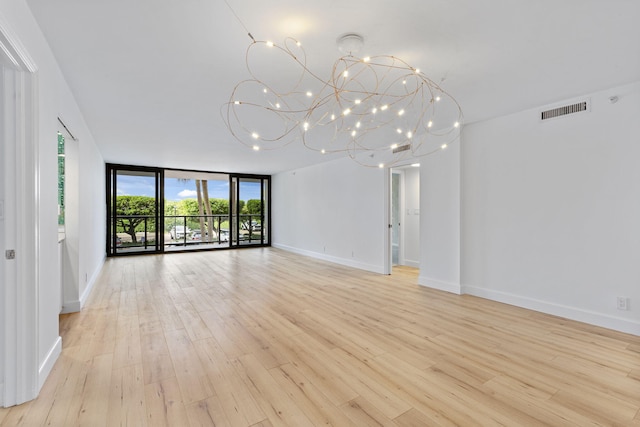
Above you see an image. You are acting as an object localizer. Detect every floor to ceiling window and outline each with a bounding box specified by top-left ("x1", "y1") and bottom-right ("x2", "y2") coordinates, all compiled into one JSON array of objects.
[
  {"x1": 106, "y1": 164, "x2": 270, "y2": 256},
  {"x1": 230, "y1": 175, "x2": 270, "y2": 247},
  {"x1": 164, "y1": 169, "x2": 231, "y2": 251},
  {"x1": 107, "y1": 166, "x2": 162, "y2": 255}
]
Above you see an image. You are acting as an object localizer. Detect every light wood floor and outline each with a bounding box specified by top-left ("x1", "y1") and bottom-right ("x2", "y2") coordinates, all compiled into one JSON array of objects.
[{"x1": 1, "y1": 248, "x2": 639, "y2": 426}]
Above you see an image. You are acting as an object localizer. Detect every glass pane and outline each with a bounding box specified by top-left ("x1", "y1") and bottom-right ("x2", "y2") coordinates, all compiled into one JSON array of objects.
[
  {"x1": 262, "y1": 179, "x2": 269, "y2": 245},
  {"x1": 57, "y1": 132, "x2": 65, "y2": 227},
  {"x1": 231, "y1": 177, "x2": 238, "y2": 246},
  {"x1": 238, "y1": 178, "x2": 263, "y2": 246},
  {"x1": 164, "y1": 170, "x2": 230, "y2": 251},
  {"x1": 114, "y1": 170, "x2": 158, "y2": 254}
]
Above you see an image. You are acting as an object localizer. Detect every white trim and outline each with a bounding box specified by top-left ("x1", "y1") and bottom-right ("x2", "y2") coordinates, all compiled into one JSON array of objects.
[
  {"x1": 37, "y1": 337, "x2": 61, "y2": 391},
  {"x1": 463, "y1": 285, "x2": 640, "y2": 336},
  {"x1": 61, "y1": 255, "x2": 105, "y2": 313},
  {"x1": 0, "y1": 15, "x2": 41, "y2": 407},
  {"x1": 273, "y1": 243, "x2": 386, "y2": 274},
  {"x1": 403, "y1": 259, "x2": 420, "y2": 268},
  {"x1": 61, "y1": 301, "x2": 81, "y2": 314},
  {"x1": 418, "y1": 275, "x2": 462, "y2": 295},
  {"x1": 80, "y1": 256, "x2": 105, "y2": 307}
]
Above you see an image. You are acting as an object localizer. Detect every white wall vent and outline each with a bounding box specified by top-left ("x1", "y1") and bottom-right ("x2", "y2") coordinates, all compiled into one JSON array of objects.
[
  {"x1": 392, "y1": 144, "x2": 411, "y2": 154},
  {"x1": 540, "y1": 100, "x2": 589, "y2": 121}
]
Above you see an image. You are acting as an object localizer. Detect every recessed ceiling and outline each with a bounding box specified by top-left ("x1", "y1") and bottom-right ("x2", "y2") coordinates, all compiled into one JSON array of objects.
[{"x1": 25, "y1": 0, "x2": 640, "y2": 174}]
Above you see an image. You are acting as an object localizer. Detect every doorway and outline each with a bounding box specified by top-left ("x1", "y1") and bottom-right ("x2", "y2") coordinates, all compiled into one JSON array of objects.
[{"x1": 390, "y1": 165, "x2": 421, "y2": 271}]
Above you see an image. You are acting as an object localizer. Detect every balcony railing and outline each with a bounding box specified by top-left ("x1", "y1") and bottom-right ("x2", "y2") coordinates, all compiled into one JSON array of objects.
[{"x1": 112, "y1": 213, "x2": 266, "y2": 252}]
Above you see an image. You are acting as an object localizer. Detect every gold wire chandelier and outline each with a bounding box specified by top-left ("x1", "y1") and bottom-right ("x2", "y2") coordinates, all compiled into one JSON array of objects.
[{"x1": 222, "y1": 22, "x2": 463, "y2": 168}]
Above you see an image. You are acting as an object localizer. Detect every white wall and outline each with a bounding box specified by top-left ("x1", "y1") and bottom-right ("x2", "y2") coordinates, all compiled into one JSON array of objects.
[
  {"x1": 272, "y1": 156, "x2": 387, "y2": 273},
  {"x1": 0, "y1": 0, "x2": 105, "y2": 398},
  {"x1": 418, "y1": 141, "x2": 461, "y2": 293},
  {"x1": 59, "y1": 92, "x2": 106, "y2": 313},
  {"x1": 461, "y1": 81, "x2": 640, "y2": 335}
]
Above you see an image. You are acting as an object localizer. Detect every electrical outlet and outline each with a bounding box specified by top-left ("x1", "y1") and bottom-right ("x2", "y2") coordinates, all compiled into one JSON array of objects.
[
  {"x1": 5, "y1": 249, "x2": 15, "y2": 260},
  {"x1": 617, "y1": 297, "x2": 629, "y2": 311}
]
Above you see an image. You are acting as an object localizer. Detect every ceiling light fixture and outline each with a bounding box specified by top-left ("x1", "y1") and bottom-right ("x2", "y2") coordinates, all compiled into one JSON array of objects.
[{"x1": 221, "y1": 2, "x2": 463, "y2": 167}]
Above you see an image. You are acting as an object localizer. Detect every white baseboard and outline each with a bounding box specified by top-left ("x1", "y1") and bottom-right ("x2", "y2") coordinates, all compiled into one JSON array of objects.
[
  {"x1": 61, "y1": 255, "x2": 105, "y2": 314},
  {"x1": 80, "y1": 256, "x2": 105, "y2": 308},
  {"x1": 38, "y1": 336, "x2": 61, "y2": 392},
  {"x1": 463, "y1": 285, "x2": 640, "y2": 336},
  {"x1": 402, "y1": 259, "x2": 420, "y2": 268},
  {"x1": 272, "y1": 243, "x2": 385, "y2": 274},
  {"x1": 61, "y1": 300, "x2": 81, "y2": 314},
  {"x1": 418, "y1": 276, "x2": 462, "y2": 295}
]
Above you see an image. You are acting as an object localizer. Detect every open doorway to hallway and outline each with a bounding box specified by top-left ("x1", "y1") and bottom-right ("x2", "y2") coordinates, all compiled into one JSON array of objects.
[{"x1": 390, "y1": 165, "x2": 420, "y2": 271}]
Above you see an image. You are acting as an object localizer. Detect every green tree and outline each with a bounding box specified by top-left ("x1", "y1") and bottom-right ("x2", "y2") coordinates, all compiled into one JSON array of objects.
[
  {"x1": 210, "y1": 198, "x2": 229, "y2": 214},
  {"x1": 245, "y1": 199, "x2": 262, "y2": 214},
  {"x1": 116, "y1": 195, "x2": 156, "y2": 243}
]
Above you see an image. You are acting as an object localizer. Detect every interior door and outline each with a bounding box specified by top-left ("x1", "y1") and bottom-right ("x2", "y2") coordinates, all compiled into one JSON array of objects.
[{"x1": 391, "y1": 170, "x2": 403, "y2": 265}]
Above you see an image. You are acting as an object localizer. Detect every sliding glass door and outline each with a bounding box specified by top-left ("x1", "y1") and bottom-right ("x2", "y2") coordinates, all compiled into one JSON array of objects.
[
  {"x1": 107, "y1": 165, "x2": 162, "y2": 255},
  {"x1": 107, "y1": 164, "x2": 270, "y2": 256},
  {"x1": 230, "y1": 175, "x2": 270, "y2": 247},
  {"x1": 164, "y1": 170, "x2": 230, "y2": 251}
]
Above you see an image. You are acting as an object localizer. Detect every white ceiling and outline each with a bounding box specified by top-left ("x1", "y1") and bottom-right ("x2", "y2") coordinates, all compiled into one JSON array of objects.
[{"x1": 25, "y1": 0, "x2": 640, "y2": 174}]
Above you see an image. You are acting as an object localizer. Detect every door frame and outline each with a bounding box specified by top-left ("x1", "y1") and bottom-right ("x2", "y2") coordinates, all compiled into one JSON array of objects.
[{"x1": 1, "y1": 15, "x2": 40, "y2": 407}]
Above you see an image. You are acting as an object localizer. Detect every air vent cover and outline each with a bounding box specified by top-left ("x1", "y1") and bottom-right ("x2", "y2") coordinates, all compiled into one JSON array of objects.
[
  {"x1": 541, "y1": 101, "x2": 588, "y2": 121},
  {"x1": 392, "y1": 144, "x2": 411, "y2": 154}
]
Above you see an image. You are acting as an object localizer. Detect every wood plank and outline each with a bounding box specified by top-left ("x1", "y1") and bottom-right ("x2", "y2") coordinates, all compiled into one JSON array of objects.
[
  {"x1": 144, "y1": 377, "x2": 189, "y2": 427},
  {"x1": 339, "y1": 396, "x2": 398, "y2": 427},
  {"x1": 233, "y1": 354, "x2": 315, "y2": 427},
  {"x1": 164, "y1": 328, "x2": 215, "y2": 404},
  {"x1": 107, "y1": 364, "x2": 147, "y2": 427},
  {"x1": 269, "y1": 363, "x2": 358, "y2": 427}
]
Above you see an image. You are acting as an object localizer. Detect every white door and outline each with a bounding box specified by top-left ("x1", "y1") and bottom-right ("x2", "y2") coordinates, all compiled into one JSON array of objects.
[{"x1": 1, "y1": 21, "x2": 40, "y2": 407}]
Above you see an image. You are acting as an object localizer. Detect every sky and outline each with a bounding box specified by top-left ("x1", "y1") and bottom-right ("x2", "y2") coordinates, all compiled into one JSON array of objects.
[{"x1": 116, "y1": 175, "x2": 262, "y2": 201}]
